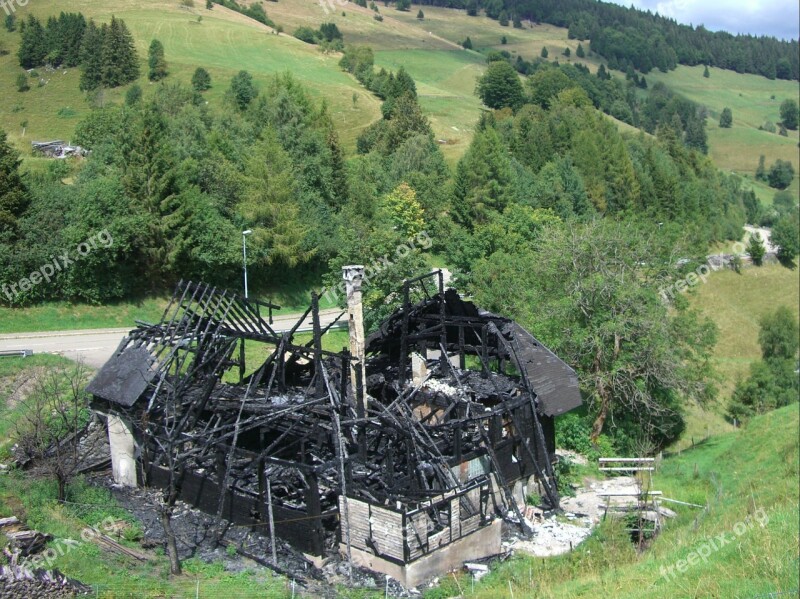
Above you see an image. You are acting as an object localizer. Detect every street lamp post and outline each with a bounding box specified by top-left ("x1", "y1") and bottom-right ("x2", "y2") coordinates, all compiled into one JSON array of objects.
[{"x1": 242, "y1": 230, "x2": 252, "y2": 299}]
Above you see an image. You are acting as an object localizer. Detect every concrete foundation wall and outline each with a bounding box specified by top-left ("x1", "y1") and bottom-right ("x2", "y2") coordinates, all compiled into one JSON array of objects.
[
  {"x1": 342, "y1": 519, "x2": 502, "y2": 588},
  {"x1": 106, "y1": 413, "x2": 137, "y2": 487}
]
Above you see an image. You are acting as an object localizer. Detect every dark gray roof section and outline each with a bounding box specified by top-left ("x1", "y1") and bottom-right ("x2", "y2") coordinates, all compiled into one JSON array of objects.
[
  {"x1": 86, "y1": 345, "x2": 156, "y2": 407},
  {"x1": 505, "y1": 322, "x2": 582, "y2": 417}
]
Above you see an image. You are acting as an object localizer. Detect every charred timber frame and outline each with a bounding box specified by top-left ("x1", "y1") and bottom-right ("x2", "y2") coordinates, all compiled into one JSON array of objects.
[{"x1": 88, "y1": 273, "x2": 580, "y2": 566}]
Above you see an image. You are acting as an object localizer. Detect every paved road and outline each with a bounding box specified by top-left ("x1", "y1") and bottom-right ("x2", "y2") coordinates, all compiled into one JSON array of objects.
[{"x1": 0, "y1": 308, "x2": 346, "y2": 368}]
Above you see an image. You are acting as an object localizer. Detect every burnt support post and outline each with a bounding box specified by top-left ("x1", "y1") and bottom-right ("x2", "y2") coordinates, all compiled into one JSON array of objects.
[
  {"x1": 481, "y1": 324, "x2": 489, "y2": 379},
  {"x1": 267, "y1": 478, "x2": 278, "y2": 565},
  {"x1": 438, "y1": 270, "x2": 447, "y2": 370},
  {"x1": 399, "y1": 281, "x2": 411, "y2": 387},
  {"x1": 305, "y1": 473, "x2": 324, "y2": 556},
  {"x1": 343, "y1": 266, "x2": 367, "y2": 414},
  {"x1": 458, "y1": 324, "x2": 466, "y2": 370},
  {"x1": 311, "y1": 292, "x2": 324, "y2": 398}
]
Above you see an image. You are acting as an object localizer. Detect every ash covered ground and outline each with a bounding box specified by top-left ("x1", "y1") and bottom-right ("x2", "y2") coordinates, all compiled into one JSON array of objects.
[{"x1": 89, "y1": 473, "x2": 419, "y2": 597}]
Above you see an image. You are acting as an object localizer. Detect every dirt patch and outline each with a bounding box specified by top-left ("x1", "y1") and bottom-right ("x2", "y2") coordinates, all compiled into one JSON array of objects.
[{"x1": 0, "y1": 367, "x2": 46, "y2": 411}]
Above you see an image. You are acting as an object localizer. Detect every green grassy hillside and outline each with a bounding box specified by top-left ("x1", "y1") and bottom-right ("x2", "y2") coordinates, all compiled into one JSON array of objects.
[
  {"x1": 644, "y1": 65, "x2": 800, "y2": 200},
  {"x1": 439, "y1": 404, "x2": 799, "y2": 598},
  {"x1": 2, "y1": 0, "x2": 796, "y2": 176},
  {"x1": 0, "y1": 0, "x2": 382, "y2": 152},
  {"x1": 668, "y1": 263, "x2": 800, "y2": 451},
  {"x1": 690, "y1": 263, "x2": 800, "y2": 400}
]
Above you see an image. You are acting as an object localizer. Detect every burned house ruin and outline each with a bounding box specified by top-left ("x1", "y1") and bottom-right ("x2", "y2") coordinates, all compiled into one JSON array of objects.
[{"x1": 86, "y1": 268, "x2": 581, "y2": 586}]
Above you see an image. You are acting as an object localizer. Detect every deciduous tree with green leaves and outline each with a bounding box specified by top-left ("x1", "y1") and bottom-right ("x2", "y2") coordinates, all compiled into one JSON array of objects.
[
  {"x1": 730, "y1": 306, "x2": 799, "y2": 421},
  {"x1": 772, "y1": 213, "x2": 800, "y2": 263},
  {"x1": 780, "y1": 98, "x2": 798, "y2": 130},
  {"x1": 469, "y1": 219, "x2": 717, "y2": 450},
  {"x1": 476, "y1": 59, "x2": 524, "y2": 110}
]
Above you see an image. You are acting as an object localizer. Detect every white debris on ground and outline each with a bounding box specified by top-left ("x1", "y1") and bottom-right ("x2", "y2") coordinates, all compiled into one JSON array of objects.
[
  {"x1": 512, "y1": 475, "x2": 641, "y2": 558},
  {"x1": 561, "y1": 476, "x2": 641, "y2": 523},
  {"x1": 510, "y1": 514, "x2": 594, "y2": 557},
  {"x1": 743, "y1": 225, "x2": 777, "y2": 253}
]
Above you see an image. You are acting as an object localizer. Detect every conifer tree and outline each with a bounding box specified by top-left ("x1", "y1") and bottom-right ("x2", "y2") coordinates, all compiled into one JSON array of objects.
[
  {"x1": 148, "y1": 39, "x2": 168, "y2": 81},
  {"x1": 192, "y1": 67, "x2": 212, "y2": 91},
  {"x1": 747, "y1": 232, "x2": 766, "y2": 265},
  {"x1": 15, "y1": 73, "x2": 29, "y2": 92},
  {"x1": 0, "y1": 130, "x2": 30, "y2": 236},
  {"x1": 79, "y1": 20, "x2": 105, "y2": 92},
  {"x1": 576, "y1": 43, "x2": 585, "y2": 58},
  {"x1": 17, "y1": 15, "x2": 47, "y2": 68},
  {"x1": 719, "y1": 107, "x2": 732, "y2": 128},
  {"x1": 755, "y1": 155, "x2": 766, "y2": 181},
  {"x1": 101, "y1": 16, "x2": 140, "y2": 88}
]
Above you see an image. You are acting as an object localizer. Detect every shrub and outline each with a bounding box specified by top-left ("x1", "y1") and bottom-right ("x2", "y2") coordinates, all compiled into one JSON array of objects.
[
  {"x1": 767, "y1": 159, "x2": 794, "y2": 189},
  {"x1": 294, "y1": 26, "x2": 318, "y2": 44},
  {"x1": 16, "y1": 72, "x2": 29, "y2": 92}
]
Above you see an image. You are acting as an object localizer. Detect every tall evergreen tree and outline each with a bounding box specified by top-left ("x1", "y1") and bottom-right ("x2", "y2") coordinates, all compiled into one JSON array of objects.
[
  {"x1": 719, "y1": 107, "x2": 733, "y2": 128},
  {"x1": 79, "y1": 20, "x2": 105, "y2": 92},
  {"x1": 229, "y1": 70, "x2": 257, "y2": 110},
  {"x1": 100, "y1": 16, "x2": 140, "y2": 88},
  {"x1": 148, "y1": 39, "x2": 168, "y2": 81},
  {"x1": 17, "y1": 15, "x2": 47, "y2": 68},
  {"x1": 755, "y1": 155, "x2": 767, "y2": 181},
  {"x1": 684, "y1": 116, "x2": 708, "y2": 154},
  {"x1": 0, "y1": 130, "x2": 30, "y2": 237},
  {"x1": 191, "y1": 67, "x2": 212, "y2": 91},
  {"x1": 452, "y1": 127, "x2": 513, "y2": 226},
  {"x1": 747, "y1": 232, "x2": 766, "y2": 265}
]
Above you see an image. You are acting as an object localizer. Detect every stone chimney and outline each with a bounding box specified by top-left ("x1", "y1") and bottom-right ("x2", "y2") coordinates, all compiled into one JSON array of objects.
[{"x1": 342, "y1": 266, "x2": 367, "y2": 411}]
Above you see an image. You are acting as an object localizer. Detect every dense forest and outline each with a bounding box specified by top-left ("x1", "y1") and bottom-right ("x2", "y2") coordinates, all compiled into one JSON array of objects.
[
  {"x1": 16, "y1": 12, "x2": 141, "y2": 91},
  {"x1": 411, "y1": 0, "x2": 799, "y2": 79}
]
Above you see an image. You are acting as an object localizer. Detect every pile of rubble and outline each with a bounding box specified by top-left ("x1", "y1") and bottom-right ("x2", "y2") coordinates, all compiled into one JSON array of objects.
[
  {"x1": 0, "y1": 517, "x2": 90, "y2": 598},
  {"x1": 0, "y1": 564, "x2": 91, "y2": 599}
]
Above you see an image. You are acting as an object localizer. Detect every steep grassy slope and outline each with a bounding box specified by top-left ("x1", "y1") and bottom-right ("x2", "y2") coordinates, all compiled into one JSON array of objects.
[
  {"x1": 1, "y1": 0, "x2": 795, "y2": 174},
  {"x1": 437, "y1": 404, "x2": 799, "y2": 598},
  {"x1": 689, "y1": 263, "x2": 800, "y2": 399},
  {"x1": 667, "y1": 263, "x2": 799, "y2": 451},
  {"x1": 644, "y1": 65, "x2": 800, "y2": 200},
  {"x1": 0, "y1": 0, "x2": 381, "y2": 152}
]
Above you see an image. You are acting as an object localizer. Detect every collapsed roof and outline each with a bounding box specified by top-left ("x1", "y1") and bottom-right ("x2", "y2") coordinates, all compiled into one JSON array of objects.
[{"x1": 86, "y1": 273, "x2": 581, "y2": 571}]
